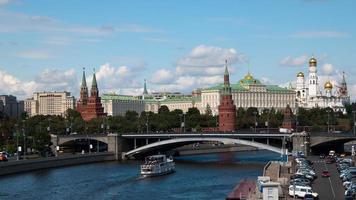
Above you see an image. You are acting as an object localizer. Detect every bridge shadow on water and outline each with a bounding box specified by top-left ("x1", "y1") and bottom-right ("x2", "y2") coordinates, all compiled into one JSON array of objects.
[{"x1": 174, "y1": 150, "x2": 283, "y2": 169}]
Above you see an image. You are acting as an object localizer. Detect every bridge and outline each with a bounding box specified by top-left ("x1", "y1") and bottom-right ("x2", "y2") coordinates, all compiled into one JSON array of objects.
[{"x1": 50, "y1": 132, "x2": 356, "y2": 160}]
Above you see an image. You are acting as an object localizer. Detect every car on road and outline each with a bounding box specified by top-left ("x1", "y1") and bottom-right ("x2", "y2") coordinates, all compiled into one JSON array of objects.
[
  {"x1": 289, "y1": 185, "x2": 318, "y2": 199},
  {"x1": 319, "y1": 154, "x2": 325, "y2": 159},
  {"x1": 0, "y1": 152, "x2": 8, "y2": 162},
  {"x1": 321, "y1": 170, "x2": 330, "y2": 177},
  {"x1": 325, "y1": 157, "x2": 334, "y2": 164},
  {"x1": 304, "y1": 194, "x2": 315, "y2": 200}
]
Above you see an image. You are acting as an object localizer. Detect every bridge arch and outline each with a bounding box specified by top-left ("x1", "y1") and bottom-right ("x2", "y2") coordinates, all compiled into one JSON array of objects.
[
  {"x1": 125, "y1": 137, "x2": 288, "y2": 158},
  {"x1": 57, "y1": 135, "x2": 109, "y2": 146}
]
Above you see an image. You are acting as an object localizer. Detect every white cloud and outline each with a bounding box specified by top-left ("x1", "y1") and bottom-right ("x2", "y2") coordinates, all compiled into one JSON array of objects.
[
  {"x1": 151, "y1": 69, "x2": 174, "y2": 84},
  {"x1": 290, "y1": 31, "x2": 350, "y2": 38},
  {"x1": 90, "y1": 63, "x2": 145, "y2": 94},
  {"x1": 0, "y1": 68, "x2": 77, "y2": 99},
  {"x1": 0, "y1": 10, "x2": 159, "y2": 35},
  {"x1": 176, "y1": 45, "x2": 246, "y2": 76},
  {"x1": 321, "y1": 63, "x2": 334, "y2": 75},
  {"x1": 280, "y1": 55, "x2": 308, "y2": 67},
  {"x1": 0, "y1": 0, "x2": 13, "y2": 6},
  {"x1": 16, "y1": 50, "x2": 54, "y2": 59}
]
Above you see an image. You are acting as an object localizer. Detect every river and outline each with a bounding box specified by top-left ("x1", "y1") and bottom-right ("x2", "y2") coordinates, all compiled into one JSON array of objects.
[{"x1": 0, "y1": 150, "x2": 282, "y2": 200}]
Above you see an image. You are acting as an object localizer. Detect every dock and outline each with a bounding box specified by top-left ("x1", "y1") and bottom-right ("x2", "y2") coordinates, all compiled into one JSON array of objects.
[{"x1": 226, "y1": 180, "x2": 256, "y2": 200}]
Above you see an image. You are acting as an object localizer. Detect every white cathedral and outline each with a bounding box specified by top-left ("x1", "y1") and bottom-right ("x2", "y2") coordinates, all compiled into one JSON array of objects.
[{"x1": 295, "y1": 57, "x2": 350, "y2": 114}]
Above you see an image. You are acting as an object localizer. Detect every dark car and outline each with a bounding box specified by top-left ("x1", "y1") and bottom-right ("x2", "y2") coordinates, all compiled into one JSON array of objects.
[
  {"x1": 321, "y1": 170, "x2": 330, "y2": 177},
  {"x1": 319, "y1": 154, "x2": 325, "y2": 159},
  {"x1": 304, "y1": 194, "x2": 314, "y2": 200},
  {"x1": 0, "y1": 152, "x2": 8, "y2": 162}
]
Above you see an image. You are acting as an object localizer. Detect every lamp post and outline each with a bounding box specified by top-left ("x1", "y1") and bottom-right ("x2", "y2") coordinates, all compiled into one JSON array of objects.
[
  {"x1": 253, "y1": 111, "x2": 258, "y2": 133},
  {"x1": 326, "y1": 109, "x2": 331, "y2": 133},
  {"x1": 22, "y1": 123, "x2": 26, "y2": 160},
  {"x1": 146, "y1": 114, "x2": 149, "y2": 133},
  {"x1": 15, "y1": 124, "x2": 19, "y2": 161},
  {"x1": 353, "y1": 111, "x2": 356, "y2": 136}
]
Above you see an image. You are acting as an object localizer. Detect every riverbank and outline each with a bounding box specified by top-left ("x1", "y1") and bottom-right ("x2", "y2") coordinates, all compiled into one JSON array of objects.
[
  {"x1": 0, "y1": 152, "x2": 115, "y2": 176},
  {"x1": 226, "y1": 157, "x2": 292, "y2": 199}
]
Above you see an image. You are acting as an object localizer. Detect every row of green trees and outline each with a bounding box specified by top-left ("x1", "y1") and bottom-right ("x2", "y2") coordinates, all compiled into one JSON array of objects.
[{"x1": 0, "y1": 103, "x2": 355, "y2": 154}]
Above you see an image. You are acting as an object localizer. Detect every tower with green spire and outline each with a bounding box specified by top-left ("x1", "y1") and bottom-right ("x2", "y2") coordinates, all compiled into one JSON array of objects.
[
  {"x1": 78, "y1": 67, "x2": 88, "y2": 106},
  {"x1": 77, "y1": 68, "x2": 106, "y2": 121},
  {"x1": 218, "y1": 60, "x2": 236, "y2": 132},
  {"x1": 90, "y1": 69, "x2": 99, "y2": 97}
]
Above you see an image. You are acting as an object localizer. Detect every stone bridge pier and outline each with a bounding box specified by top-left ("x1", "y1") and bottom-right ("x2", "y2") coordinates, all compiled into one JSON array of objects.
[{"x1": 292, "y1": 132, "x2": 310, "y2": 156}]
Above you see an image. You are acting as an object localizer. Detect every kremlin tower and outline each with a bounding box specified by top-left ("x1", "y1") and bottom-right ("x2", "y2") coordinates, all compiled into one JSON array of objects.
[
  {"x1": 77, "y1": 68, "x2": 106, "y2": 121},
  {"x1": 218, "y1": 60, "x2": 236, "y2": 132}
]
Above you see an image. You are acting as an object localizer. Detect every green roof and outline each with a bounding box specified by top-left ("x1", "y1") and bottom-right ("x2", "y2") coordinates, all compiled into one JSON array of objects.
[
  {"x1": 102, "y1": 94, "x2": 142, "y2": 101},
  {"x1": 203, "y1": 83, "x2": 293, "y2": 93}
]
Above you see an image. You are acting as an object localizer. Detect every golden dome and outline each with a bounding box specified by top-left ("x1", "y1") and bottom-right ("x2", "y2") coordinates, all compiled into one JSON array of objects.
[
  {"x1": 324, "y1": 81, "x2": 333, "y2": 90},
  {"x1": 297, "y1": 72, "x2": 304, "y2": 77},
  {"x1": 309, "y1": 57, "x2": 317, "y2": 66},
  {"x1": 244, "y1": 72, "x2": 253, "y2": 80}
]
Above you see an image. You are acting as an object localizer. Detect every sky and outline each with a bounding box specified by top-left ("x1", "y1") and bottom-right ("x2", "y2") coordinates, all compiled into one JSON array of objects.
[{"x1": 0, "y1": 0, "x2": 356, "y2": 100}]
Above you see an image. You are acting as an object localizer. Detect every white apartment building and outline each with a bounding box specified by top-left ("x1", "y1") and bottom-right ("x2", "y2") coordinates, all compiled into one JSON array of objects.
[{"x1": 24, "y1": 92, "x2": 75, "y2": 116}]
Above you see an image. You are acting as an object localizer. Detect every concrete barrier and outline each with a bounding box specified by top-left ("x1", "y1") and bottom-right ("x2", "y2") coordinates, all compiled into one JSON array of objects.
[{"x1": 0, "y1": 152, "x2": 116, "y2": 176}]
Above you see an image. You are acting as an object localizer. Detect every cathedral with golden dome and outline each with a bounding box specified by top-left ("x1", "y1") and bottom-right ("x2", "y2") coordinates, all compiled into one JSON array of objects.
[{"x1": 295, "y1": 57, "x2": 350, "y2": 114}]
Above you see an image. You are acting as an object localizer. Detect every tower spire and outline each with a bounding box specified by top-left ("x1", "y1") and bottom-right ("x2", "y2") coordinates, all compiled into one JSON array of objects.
[
  {"x1": 143, "y1": 79, "x2": 148, "y2": 95},
  {"x1": 224, "y1": 59, "x2": 229, "y2": 76},
  {"x1": 223, "y1": 59, "x2": 231, "y2": 95},
  {"x1": 91, "y1": 68, "x2": 98, "y2": 97},
  {"x1": 81, "y1": 67, "x2": 87, "y2": 87}
]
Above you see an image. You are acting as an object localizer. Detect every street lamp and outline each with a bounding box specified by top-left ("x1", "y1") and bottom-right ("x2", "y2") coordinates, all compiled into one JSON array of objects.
[
  {"x1": 253, "y1": 111, "x2": 258, "y2": 133},
  {"x1": 353, "y1": 111, "x2": 356, "y2": 136},
  {"x1": 146, "y1": 114, "x2": 149, "y2": 133},
  {"x1": 179, "y1": 113, "x2": 186, "y2": 133},
  {"x1": 326, "y1": 109, "x2": 331, "y2": 133},
  {"x1": 265, "y1": 110, "x2": 270, "y2": 133}
]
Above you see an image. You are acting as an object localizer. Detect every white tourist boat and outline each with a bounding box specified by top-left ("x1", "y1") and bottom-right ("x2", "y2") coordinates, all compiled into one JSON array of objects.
[{"x1": 140, "y1": 155, "x2": 175, "y2": 177}]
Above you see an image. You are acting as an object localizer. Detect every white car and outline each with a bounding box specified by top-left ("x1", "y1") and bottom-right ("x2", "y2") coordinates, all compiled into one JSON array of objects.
[{"x1": 289, "y1": 185, "x2": 318, "y2": 198}]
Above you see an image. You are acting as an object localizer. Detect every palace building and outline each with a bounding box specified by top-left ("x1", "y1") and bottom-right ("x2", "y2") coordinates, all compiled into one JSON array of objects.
[
  {"x1": 199, "y1": 72, "x2": 295, "y2": 115},
  {"x1": 295, "y1": 57, "x2": 350, "y2": 113},
  {"x1": 77, "y1": 69, "x2": 106, "y2": 121}
]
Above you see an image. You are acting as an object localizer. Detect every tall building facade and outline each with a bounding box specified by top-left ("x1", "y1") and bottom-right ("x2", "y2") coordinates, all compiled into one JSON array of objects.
[
  {"x1": 102, "y1": 93, "x2": 145, "y2": 116},
  {"x1": 0, "y1": 95, "x2": 24, "y2": 118},
  {"x1": 24, "y1": 92, "x2": 75, "y2": 116},
  {"x1": 295, "y1": 57, "x2": 349, "y2": 113},
  {"x1": 77, "y1": 69, "x2": 106, "y2": 121},
  {"x1": 218, "y1": 61, "x2": 236, "y2": 132}
]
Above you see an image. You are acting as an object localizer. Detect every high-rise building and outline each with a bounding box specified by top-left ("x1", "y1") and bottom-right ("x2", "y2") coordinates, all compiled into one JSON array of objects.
[
  {"x1": 218, "y1": 61, "x2": 236, "y2": 132},
  {"x1": 76, "y1": 69, "x2": 106, "y2": 121},
  {"x1": 0, "y1": 95, "x2": 24, "y2": 118},
  {"x1": 24, "y1": 92, "x2": 75, "y2": 116}
]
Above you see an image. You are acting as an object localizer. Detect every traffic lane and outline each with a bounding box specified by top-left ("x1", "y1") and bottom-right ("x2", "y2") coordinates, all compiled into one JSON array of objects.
[{"x1": 310, "y1": 157, "x2": 345, "y2": 200}]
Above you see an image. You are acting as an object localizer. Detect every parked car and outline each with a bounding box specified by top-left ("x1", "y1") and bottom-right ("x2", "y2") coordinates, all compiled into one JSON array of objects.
[
  {"x1": 319, "y1": 154, "x2": 325, "y2": 159},
  {"x1": 0, "y1": 152, "x2": 8, "y2": 162},
  {"x1": 289, "y1": 185, "x2": 318, "y2": 198},
  {"x1": 304, "y1": 193, "x2": 315, "y2": 200},
  {"x1": 321, "y1": 170, "x2": 330, "y2": 177}
]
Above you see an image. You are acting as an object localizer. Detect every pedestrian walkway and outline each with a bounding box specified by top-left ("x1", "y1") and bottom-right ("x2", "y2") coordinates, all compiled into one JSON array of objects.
[{"x1": 226, "y1": 180, "x2": 256, "y2": 200}]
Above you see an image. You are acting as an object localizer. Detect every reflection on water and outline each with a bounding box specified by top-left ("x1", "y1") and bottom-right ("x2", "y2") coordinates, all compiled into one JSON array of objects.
[{"x1": 0, "y1": 150, "x2": 281, "y2": 200}]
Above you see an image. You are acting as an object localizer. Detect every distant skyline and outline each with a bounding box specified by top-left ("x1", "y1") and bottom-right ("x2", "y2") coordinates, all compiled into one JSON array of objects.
[{"x1": 0, "y1": 0, "x2": 355, "y2": 100}]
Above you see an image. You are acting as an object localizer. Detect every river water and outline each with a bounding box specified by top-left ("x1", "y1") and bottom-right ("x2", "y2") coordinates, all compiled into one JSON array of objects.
[{"x1": 0, "y1": 150, "x2": 281, "y2": 200}]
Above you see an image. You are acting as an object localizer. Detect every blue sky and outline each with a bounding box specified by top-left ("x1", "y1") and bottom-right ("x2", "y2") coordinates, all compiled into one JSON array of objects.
[{"x1": 0, "y1": 0, "x2": 355, "y2": 100}]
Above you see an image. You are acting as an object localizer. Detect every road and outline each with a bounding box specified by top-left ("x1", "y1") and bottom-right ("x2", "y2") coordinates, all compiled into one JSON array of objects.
[{"x1": 309, "y1": 156, "x2": 345, "y2": 200}]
